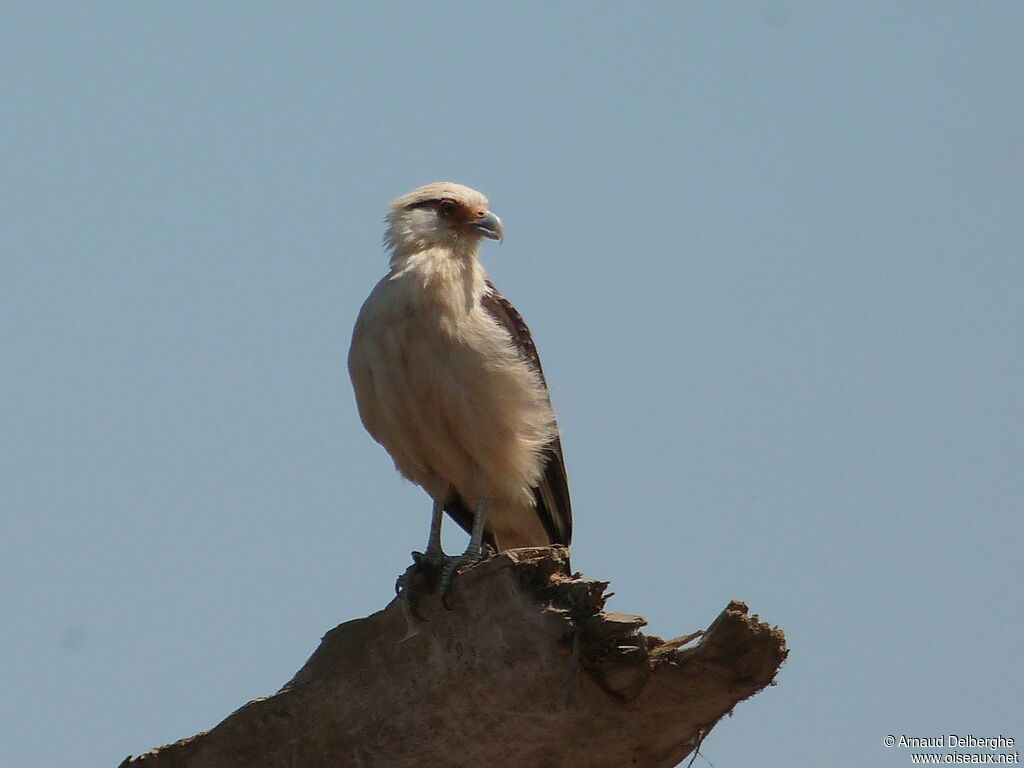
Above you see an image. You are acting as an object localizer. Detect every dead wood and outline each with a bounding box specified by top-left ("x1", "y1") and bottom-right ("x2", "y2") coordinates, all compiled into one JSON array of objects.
[{"x1": 118, "y1": 546, "x2": 787, "y2": 768}]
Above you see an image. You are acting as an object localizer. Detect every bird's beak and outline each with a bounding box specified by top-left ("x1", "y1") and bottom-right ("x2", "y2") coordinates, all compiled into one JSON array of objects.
[{"x1": 472, "y1": 211, "x2": 504, "y2": 242}]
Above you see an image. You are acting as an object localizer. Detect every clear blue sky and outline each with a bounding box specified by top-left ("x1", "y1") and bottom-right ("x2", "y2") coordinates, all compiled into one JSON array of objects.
[{"x1": 3, "y1": 3, "x2": 1021, "y2": 766}]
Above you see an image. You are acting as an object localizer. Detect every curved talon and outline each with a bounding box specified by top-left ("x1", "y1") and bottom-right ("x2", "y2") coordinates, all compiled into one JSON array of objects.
[
  {"x1": 440, "y1": 557, "x2": 464, "y2": 609},
  {"x1": 439, "y1": 550, "x2": 483, "y2": 609},
  {"x1": 395, "y1": 568, "x2": 425, "y2": 622},
  {"x1": 403, "y1": 585, "x2": 427, "y2": 622}
]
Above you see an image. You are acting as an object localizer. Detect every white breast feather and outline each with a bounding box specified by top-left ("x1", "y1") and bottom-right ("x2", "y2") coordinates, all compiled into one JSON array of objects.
[{"x1": 348, "y1": 251, "x2": 556, "y2": 512}]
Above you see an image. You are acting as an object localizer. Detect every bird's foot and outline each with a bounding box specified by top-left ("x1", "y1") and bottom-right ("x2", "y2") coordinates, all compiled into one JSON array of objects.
[
  {"x1": 395, "y1": 545, "x2": 495, "y2": 613},
  {"x1": 439, "y1": 543, "x2": 494, "y2": 608},
  {"x1": 396, "y1": 550, "x2": 446, "y2": 590},
  {"x1": 395, "y1": 550, "x2": 447, "y2": 621},
  {"x1": 440, "y1": 554, "x2": 472, "y2": 609}
]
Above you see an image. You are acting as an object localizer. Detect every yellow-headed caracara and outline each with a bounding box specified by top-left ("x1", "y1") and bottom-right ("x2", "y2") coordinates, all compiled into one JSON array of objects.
[{"x1": 348, "y1": 182, "x2": 571, "y2": 588}]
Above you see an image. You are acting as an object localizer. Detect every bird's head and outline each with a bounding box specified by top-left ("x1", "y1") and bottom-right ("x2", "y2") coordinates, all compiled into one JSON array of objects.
[{"x1": 384, "y1": 182, "x2": 503, "y2": 259}]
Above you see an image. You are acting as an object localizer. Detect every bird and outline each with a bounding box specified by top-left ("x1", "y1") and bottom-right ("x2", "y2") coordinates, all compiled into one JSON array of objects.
[{"x1": 348, "y1": 182, "x2": 571, "y2": 589}]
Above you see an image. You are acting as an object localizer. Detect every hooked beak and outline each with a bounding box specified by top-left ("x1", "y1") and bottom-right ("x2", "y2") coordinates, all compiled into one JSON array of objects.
[{"x1": 472, "y1": 211, "x2": 504, "y2": 242}]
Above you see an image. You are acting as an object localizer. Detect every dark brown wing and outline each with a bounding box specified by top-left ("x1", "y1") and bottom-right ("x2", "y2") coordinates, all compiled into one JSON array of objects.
[{"x1": 470, "y1": 279, "x2": 572, "y2": 547}]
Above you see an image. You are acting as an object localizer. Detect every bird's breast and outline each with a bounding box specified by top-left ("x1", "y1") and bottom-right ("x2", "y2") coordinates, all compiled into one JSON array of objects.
[{"x1": 349, "y1": 273, "x2": 556, "y2": 506}]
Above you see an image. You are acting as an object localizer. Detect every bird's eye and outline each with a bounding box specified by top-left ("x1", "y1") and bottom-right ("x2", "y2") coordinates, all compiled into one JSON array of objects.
[{"x1": 438, "y1": 201, "x2": 456, "y2": 217}]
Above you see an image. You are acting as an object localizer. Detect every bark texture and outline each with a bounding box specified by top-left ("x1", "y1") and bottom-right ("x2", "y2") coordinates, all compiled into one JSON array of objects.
[{"x1": 119, "y1": 547, "x2": 787, "y2": 768}]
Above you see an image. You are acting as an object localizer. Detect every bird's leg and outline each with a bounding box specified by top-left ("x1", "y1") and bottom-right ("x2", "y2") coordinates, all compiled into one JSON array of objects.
[
  {"x1": 395, "y1": 499, "x2": 449, "y2": 616},
  {"x1": 424, "y1": 497, "x2": 445, "y2": 561},
  {"x1": 403, "y1": 498, "x2": 447, "y2": 573},
  {"x1": 465, "y1": 495, "x2": 488, "y2": 558},
  {"x1": 440, "y1": 496, "x2": 489, "y2": 604}
]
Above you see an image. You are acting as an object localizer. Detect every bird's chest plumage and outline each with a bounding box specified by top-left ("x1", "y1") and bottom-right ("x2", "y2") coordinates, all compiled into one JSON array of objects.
[
  {"x1": 348, "y1": 265, "x2": 554, "y2": 505},
  {"x1": 354, "y1": 270, "x2": 506, "y2": 400}
]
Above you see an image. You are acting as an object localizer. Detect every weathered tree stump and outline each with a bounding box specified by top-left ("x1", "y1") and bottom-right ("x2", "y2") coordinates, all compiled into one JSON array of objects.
[{"x1": 119, "y1": 547, "x2": 787, "y2": 768}]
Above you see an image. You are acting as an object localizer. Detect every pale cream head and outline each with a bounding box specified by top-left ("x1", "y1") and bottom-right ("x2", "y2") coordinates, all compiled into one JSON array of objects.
[{"x1": 384, "y1": 182, "x2": 504, "y2": 257}]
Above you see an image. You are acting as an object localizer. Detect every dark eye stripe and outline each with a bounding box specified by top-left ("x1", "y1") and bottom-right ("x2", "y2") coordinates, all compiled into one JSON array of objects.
[
  {"x1": 405, "y1": 198, "x2": 461, "y2": 212},
  {"x1": 405, "y1": 199, "x2": 438, "y2": 210}
]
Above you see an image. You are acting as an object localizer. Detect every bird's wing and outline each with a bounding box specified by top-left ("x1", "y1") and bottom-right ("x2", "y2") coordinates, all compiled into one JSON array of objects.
[{"x1": 475, "y1": 280, "x2": 573, "y2": 546}]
